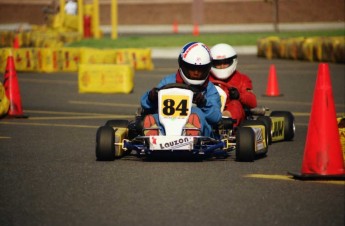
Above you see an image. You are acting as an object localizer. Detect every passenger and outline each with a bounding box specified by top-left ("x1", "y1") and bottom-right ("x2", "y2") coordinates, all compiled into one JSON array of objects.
[
  {"x1": 209, "y1": 43, "x2": 257, "y2": 126},
  {"x1": 141, "y1": 42, "x2": 222, "y2": 137}
]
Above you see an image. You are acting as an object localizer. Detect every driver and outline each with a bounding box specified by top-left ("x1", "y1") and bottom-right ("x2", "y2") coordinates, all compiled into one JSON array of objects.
[
  {"x1": 209, "y1": 43, "x2": 257, "y2": 126},
  {"x1": 141, "y1": 42, "x2": 222, "y2": 137}
]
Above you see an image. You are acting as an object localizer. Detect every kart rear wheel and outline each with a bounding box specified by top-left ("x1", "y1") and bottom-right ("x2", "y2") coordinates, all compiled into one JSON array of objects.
[
  {"x1": 270, "y1": 111, "x2": 295, "y2": 141},
  {"x1": 257, "y1": 116, "x2": 272, "y2": 145},
  {"x1": 96, "y1": 126, "x2": 115, "y2": 161},
  {"x1": 236, "y1": 127, "x2": 255, "y2": 162}
]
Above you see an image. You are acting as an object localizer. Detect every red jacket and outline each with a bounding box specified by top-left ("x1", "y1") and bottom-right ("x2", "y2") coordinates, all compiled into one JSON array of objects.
[{"x1": 210, "y1": 70, "x2": 257, "y2": 110}]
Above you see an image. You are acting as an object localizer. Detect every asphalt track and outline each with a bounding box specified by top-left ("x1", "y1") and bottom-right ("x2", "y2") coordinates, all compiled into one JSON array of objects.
[{"x1": 0, "y1": 55, "x2": 344, "y2": 226}]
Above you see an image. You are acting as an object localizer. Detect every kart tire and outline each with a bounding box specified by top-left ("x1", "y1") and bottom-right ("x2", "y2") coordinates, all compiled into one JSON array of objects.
[
  {"x1": 96, "y1": 126, "x2": 115, "y2": 161},
  {"x1": 236, "y1": 127, "x2": 255, "y2": 162},
  {"x1": 105, "y1": 119, "x2": 129, "y2": 128},
  {"x1": 257, "y1": 116, "x2": 272, "y2": 145},
  {"x1": 270, "y1": 111, "x2": 295, "y2": 141}
]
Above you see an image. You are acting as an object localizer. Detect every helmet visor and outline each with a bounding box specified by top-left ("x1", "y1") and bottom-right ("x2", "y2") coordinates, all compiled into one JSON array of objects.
[
  {"x1": 212, "y1": 56, "x2": 237, "y2": 68},
  {"x1": 181, "y1": 61, "x2": 211, "y2": 81}
]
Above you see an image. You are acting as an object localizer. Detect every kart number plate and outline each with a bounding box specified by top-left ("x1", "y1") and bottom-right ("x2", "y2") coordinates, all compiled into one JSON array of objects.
[{"x1": 159, "y1": 95, "x2": 190, "y2": 119}]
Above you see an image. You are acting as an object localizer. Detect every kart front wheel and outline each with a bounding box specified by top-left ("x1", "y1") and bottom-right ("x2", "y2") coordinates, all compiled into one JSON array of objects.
[
  {"x1": 240, "y1": 120, "x2": 269, "y2": 154},
  {"x1": 96, "y1": 126, "x2": 115, "y2": 161},
  {"x1": 236, "y1": 127, "x2": 255, "y2": 162}
]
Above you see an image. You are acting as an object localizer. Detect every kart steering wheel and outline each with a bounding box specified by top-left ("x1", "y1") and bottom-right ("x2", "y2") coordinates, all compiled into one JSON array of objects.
[
  {"x1": 159, "y1": 83, "x2": 192, "y2": 91},
  {"x1": 159, "y1": 83, "x2": 203, "y2": 96}
]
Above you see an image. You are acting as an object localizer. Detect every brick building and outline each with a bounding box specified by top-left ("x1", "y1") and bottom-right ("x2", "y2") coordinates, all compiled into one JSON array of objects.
[{"x1": 0, "y1": 0, "x2": 344, "y2": 26}]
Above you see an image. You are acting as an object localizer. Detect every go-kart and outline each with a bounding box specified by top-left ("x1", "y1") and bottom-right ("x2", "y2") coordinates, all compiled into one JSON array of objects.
[
  {"x1": 213, "y1": 80, "x2": 295, "y2": 145},
  {"x1": 95, "y1": 83, "x2": 293, "y2": 162}
]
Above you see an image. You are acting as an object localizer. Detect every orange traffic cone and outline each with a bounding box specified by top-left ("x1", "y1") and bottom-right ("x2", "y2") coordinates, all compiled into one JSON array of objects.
[
  {"x1": 263, "y1": 64, "x2": 282, "y2": 97},
  {"x1": 13, "y1": 34, "x2": 19, "y2": 49},
  {"x1": 3, "y1": 52, "x2": 28, "y2": 118},
  {"x1": 289, "y1": 63, "x2": 344, "y2": 180},
  {"x1": 193, "y1": 23, "x2": 199, "y2": 36},
  {"x1": 173, "y1": 19, "x2": 179, "y2": 34}
]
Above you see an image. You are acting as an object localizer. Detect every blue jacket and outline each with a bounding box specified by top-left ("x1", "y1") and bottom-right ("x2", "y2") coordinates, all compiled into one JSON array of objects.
[{"x1": 141, "y1": 73, "x2": 222, "y2": 136}]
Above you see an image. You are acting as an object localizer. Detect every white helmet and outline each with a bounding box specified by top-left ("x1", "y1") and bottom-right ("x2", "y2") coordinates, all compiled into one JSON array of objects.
[
  {"x1": 178, "y1": 42, "x2": 212, "y2": 86},
  {"x1": 210, "y1": 43, "x2": 238, "y2": 80}
]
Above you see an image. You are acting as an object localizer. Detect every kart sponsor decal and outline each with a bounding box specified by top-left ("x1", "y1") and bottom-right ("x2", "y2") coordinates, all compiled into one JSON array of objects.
[
  {"x1": 151, "y1": 136, "x2": 157, "y2": 145},
  {"x1": 251, "y1": 127, "x2": 265, "y2": 151},
  {"x1": 271, "y1": 118, "x2": 285, "y2": 141},
  {"x1": 150, "y1": 136, "x2": 193, "y2": 150}
]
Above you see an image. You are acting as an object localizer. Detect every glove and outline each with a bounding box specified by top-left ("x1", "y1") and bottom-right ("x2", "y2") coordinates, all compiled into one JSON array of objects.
[
  {"x1": 148, "y1": 87, "x2": 159, "y2": 104},
  {"x1": 193, "y1": 92, "x2": 206, "y2": 108},
  {"x1": 229, "y1": 87, "x2": 240, "y2": 100}
]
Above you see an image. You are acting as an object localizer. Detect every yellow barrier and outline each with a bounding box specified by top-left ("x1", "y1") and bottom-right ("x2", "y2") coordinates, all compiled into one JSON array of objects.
[
  {"x1": 115, "y1": 48, "x2": 135, "y2": 67},
  {"x1": 257, "y1": 36, "x2": 345, "y2": 63},
  {"x1": 116, "y1": 48, "x2": 154, "y2": 70},
  {"x1": 301, "y1": 37, "x2": 319, "y2": 62},
  {"x1": 337, "y1": 117, "x2": 345, "y2": 162},
  {"x1": 0, "y1": 81, "x2": 10, "y2": 117},
  {"x1": 0, "y1": 46, "x2": 154, "y2": 72},
  {"x1": 78, "y1": 64, "x2": 134, "y2": 94},
  {"x1": 12, "y1": 48, "x2": 36, "y2": 71},
  {"x1": 80, "y1": 48, "x2": 117, "y2": 64},
  {"x1": 284, "y1": 37, "x2": 305, "y2": 60},
  {"x1": 0, "y1": 48, "x2": 11, "y2": 72},
  {"x1": 61, "y1": 48, "x2": 80, "y2": 71},
  {"x1": 36, "y1": 48, "x2": 62, "y2": 73},
  {"x1": 0, "y1": 28, "x2": 81, "y2": 48},
  {"x1": 333, "y1": 37, "x2": 345, "y2": 63},
  {"x1": 257, "y1": 36, "x2": 280, "y2": 59},
  {"x1": 131, "y1": 48, "x2": 154, "y2": 71}
]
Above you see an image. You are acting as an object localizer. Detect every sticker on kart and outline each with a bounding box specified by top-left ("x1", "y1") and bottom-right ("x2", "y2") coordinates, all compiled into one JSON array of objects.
[
  {"x1": 250, "y1": 127, "x2": 266, "y2": 151},
  {"x1": 270, "y1": 117, "x2": 285, "y2": 142},
  {"x1": 149, "y1": 136, "x2": 194, "y2": 150}
]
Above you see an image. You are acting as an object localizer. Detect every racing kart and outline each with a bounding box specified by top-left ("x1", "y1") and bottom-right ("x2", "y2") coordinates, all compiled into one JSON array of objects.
[
  {"x1": 213, "y1": 80, "x2": 295, "y2": 145},
  {"x1": 95, "y1": 83, "x2": 294, "y2": 162}
]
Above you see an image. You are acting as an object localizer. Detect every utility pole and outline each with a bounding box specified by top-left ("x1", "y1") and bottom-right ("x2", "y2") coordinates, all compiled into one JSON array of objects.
[
  {"x1": 273, "y1": 0, "x2": 279, "y2": 32},
  {"x1": 265, "y1": 0, "x2": 280, "y2": 32}
]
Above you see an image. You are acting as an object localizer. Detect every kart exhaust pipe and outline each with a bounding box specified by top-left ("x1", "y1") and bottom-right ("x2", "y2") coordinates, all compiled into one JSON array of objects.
[{"x1": 250, "y1": 107, "x2": 269, "y2": 116}]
